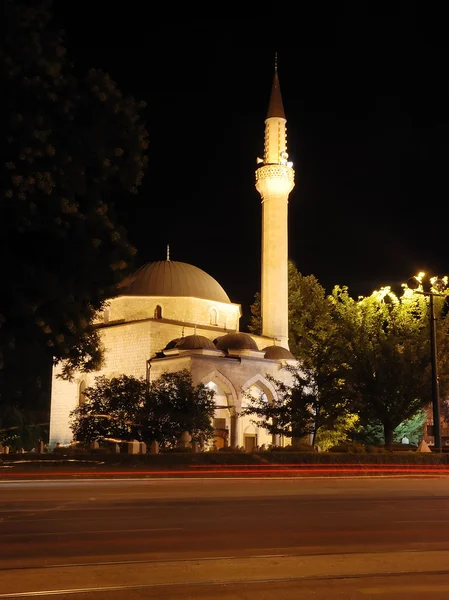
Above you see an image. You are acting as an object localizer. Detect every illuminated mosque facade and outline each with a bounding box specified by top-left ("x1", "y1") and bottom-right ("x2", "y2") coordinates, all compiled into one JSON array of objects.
[{"x1": 49, "y1": 66, "x2": 298, "y2": 450}]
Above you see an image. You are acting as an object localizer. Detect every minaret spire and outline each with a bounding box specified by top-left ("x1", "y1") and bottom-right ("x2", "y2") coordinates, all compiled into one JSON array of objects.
[
  {"x1": 267, "y1": 54, "x2": 285, "y2": 120},
  {"x1": 255, "y1": 60, "x2": 295, "y2": 349}
]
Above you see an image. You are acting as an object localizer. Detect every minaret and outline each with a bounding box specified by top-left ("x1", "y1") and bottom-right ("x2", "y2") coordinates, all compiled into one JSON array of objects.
[{"x1": 255, "y1": 59, "x2": 295, "y2": 349}]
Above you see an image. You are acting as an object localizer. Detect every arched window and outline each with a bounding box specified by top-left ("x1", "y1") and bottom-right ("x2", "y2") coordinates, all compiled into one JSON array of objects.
[
  {"x1": 79, "y1": 381, "x2": 87, "y2": 405},
  {"x1": 210, "y1": 308, "x2": 218, "y2": 326},
  {"x1": 103, "y1": 307, "x2": 110, "y2": 324},
  {"x1": 154, "y1": 305, "x2": 162, "y2": 319}
]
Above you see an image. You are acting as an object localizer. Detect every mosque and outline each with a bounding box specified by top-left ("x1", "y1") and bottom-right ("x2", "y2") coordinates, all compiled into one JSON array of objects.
[{"x1": 49, "y1": 66, "x2": 298, "y2": 451}]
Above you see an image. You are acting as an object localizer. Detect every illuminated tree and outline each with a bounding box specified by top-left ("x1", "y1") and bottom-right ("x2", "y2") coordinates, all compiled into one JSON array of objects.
[
  {"x1": 70, "y1": 371, "x2": 215, "y2": 448},
  {"x1": 330, "y1": 283, "x2": 449, "y2": 449},
  {"x1": 0, "y1": 1, "x2": 148, "y2": 416},
  {"x1": 315, "y1": 413, "x2": 360, "y2": 451},
  {"x1": 140, "y1": 370, "x2": 215, "y2": 448},
  {"x1": 250, "y1": 265, "x2": 449, "y2": 449},
  {"x1": 70, "y1": 375, "x2": 146, "y2": 444},
  {"x1": 392, "y1": 410, "x2": 427, "y2": 445},
  {"x1": 249, "y1": 262, "x2": 352, "y2": 443}
]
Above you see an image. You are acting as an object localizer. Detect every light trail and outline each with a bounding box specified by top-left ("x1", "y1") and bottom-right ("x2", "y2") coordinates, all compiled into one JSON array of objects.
[{"x1": 1, "y1": 465, "x2": 449, "y2": 478}]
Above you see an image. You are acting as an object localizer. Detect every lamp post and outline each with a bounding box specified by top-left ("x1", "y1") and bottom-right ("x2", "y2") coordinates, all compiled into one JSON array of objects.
[{"x1": 407, "y1": 274, "x2": 446, "y2": 452}]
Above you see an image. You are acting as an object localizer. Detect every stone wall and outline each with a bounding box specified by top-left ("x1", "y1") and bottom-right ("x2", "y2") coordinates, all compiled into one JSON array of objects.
[
  {"x1": 49, "y1": 302, "x2": 293, "y2": 448},
  {"x1": 99, "y1": 295, "x2": 241, "y2": 331}
]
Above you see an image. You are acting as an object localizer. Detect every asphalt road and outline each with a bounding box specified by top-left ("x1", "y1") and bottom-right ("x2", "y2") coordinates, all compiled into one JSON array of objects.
[{"x1": 1, "y1": 477, "x2": 449, "y2": 598}]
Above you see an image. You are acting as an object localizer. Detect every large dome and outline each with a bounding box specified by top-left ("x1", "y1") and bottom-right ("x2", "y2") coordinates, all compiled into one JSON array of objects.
[{"x1": 121, "y1": 260, "x2": 231, "y2": 304}]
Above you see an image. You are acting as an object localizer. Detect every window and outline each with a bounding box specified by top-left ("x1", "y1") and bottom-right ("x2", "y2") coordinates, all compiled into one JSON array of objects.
[
  {"x1": 210, "y1": 308, "x2": 218, "y2": 326},
  {"x1": 154, "y1": 305, "x2": 162, "y2": 319}
]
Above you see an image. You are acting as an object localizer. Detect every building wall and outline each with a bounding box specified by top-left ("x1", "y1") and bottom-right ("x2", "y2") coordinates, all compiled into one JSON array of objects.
[
  {"x1": 49, "y1": 316, "x2": 234, "y2": 447},
  {"x1": 49, "y1": 301, "x2": 294, "y2": 448},
  {"x1": 149, "y1": 352, "x2": 295, "y2": 447},
  {"x1": 100, "y1": 295, "x2": 241, "y2": 331}
]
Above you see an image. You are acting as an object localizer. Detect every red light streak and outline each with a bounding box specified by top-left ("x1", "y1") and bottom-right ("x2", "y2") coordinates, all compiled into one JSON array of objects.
[
  {"x1": 1, "y1": 465, "x2": 449, "y2": 478},
  {"x1": 186, "y1": 463, "x2": 449, "y2": 469}
]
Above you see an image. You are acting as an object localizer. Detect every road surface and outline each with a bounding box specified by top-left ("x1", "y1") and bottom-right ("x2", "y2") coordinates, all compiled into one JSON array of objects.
[{"x1": 1, "y1": 477, "x2": 449, "y2": 598}]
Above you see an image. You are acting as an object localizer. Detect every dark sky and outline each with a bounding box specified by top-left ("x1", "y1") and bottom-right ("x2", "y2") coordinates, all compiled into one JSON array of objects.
[{"x1": 54, "y1": 7, "x2": 449, "y2": 329}]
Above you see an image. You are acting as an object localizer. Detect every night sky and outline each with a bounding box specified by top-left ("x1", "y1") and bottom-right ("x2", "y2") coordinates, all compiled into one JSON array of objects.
[{"x1": 54, "y1": 8, "x2": 449, "y2": 329}]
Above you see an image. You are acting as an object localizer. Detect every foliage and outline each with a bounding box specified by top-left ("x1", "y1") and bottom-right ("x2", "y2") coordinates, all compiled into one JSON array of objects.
[
  {"x1": 349, "y1": 419, "x2": 384, "y2": 446},
  {"x1": 249, "y1": 265, "x2": 449, "y2": 451},
  {"x1": 249, "y1": 261, "x2": 353, "y2": 442},
  {"x1": 286, "y1": 261, "x2": 334, "y2": 360},
  {"x1": 70, "y1": 370, "x2": 215, "y2": 448},
  {"x1": 315, "y1": 413, "x2": 359, "y2": 451},
  {"x1": 141, "y1": 370, "x2": 215, "y2": 448},
  {"x1": 0, "y1": 0, "x2": 148, "y2": 412},
  {"x1": 248, "y1": 291, "x2": 262, "y2": 335},
  {"x1": 70, "y1": 375, "x2": 146, "y2": 443},
  {"x1": 0, "y1": 403, "x2": 46, "y2": 451},
  {"x1": 329, "y1": 283, "x2": 449, "y2": 448},
  {"x1": 443, "y1": 397, "x2": 449, "y2": 424},
  {"x1": 249, "y1": 261, "x2": 333, "y2": 361},
  {"x1": 350, "y1": 411, "x2": 427, "y2": 447},
  {"x1": 328, "y1": 442, "x2": 368, "y2": 453},
  {"x1": 242, "y1": 366, "x2": 318, "y2": 441},
  {"x1": 392, "y1": 410, "x2": 427, "y2": 445}
]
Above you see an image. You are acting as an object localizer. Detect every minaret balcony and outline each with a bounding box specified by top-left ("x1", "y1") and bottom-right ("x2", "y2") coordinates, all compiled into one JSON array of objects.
[{"x1": 255, "y1": 164, "x2": 295, "y2": 184}]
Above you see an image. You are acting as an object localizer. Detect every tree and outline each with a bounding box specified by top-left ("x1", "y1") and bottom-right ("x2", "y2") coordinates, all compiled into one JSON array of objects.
[
  {"x1": 0, "y1": 403, "x2": 47, "y2": 451},
  {"x1": 329, "y1": 283, "x2": 449, "y2": 449},
  {"x1": 70, "y1": 375, "x2": 146, "y2": 444},
  {"x1": 443, "y1": 397, "x2": 449, "y2": 424},
  {"x1": 248, "y1": 291, "x2": 262, "y2": 336},
  {"x1": 1, "y1": 1, "x2": 148, "y2": 414},
  {"x1": 250, "y1": 264, "x2": 449, "y2": 450},
  {"x1": 242, "y1": 366, "x2": 318, "y2": 443},
  {"x1": 349, "y1": 411, "x2": 427, "y2": 447},
  {"x1": 249, "y1": 261, "x2": 352, "y2": 443},
  {"x1": 315, "y1": 413, "x2": 360, "y2": 451},
  {"x1": 249, "y1": 261, "x2": 333, "y2": 358},
  {"x1": 392, "y1": 410, "x2": 427, "y2": 445},
  {"x1": 141, "y1": 370, "x2": 215, "y2": 448},
  {"x1": 70, "y1": 370, "x2": 216, "y2": 448}
]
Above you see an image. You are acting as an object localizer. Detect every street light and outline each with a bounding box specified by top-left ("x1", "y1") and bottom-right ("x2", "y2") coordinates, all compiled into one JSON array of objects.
[{"x1": 407, "y1": 273, "x2": 447, "y2": 452}]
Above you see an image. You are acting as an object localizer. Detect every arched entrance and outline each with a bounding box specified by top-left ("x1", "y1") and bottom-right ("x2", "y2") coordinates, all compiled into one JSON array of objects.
[
  {"x1": 241, "y1": 375, "x2": 278, "y2": 450},
  {"x1": 201, "y1": 371, "x2": 237, "y2": 450}
]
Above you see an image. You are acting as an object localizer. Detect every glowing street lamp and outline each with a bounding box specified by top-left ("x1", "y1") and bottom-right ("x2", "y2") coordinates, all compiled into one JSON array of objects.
[{"x1": 407, "y1": 273, "x2": 447, "y2": 452}]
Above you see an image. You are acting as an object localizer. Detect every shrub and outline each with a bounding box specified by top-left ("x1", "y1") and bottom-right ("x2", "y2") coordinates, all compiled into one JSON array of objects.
[
  {"x1": 328, "y1": 442, "x2": 366, "y2": 453},
  {"x1": 365, "y1": 445, "x2": 387, "y2": 453},
  {"x1": 218, "y1": 446, "x2": 246, "y2": 452}
]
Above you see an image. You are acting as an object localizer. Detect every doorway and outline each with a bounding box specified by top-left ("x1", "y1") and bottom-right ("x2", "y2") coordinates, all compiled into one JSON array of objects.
[{"x1": 244, "y1": 434, "x2": 257, "y2": 453}]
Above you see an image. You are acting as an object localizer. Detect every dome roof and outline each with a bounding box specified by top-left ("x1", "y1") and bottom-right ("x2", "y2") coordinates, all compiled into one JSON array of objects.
[
  {"x1": 215, "y1": 332, "x2": 259, "y2": 351},
  {"x1": 176, "y1": 335, "x2": 216, "y2": 351},
  {"x1": 263, "y1": 345, "x2": 296, "y2": 360},
  {"x1": 164, "y1": 338, "x2": 182, "y2": 350},
  {"x1": 122, "y1": 260, "x2": 231, "y2": 304}
]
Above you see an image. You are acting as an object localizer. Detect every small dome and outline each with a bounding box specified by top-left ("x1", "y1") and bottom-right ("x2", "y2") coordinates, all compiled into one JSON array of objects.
[
  {"x1": 215, "y1": 332, "x2": 259, "y2": 351},
  {"x1": 263, "y1": 345, "x2": 296, "y2": 360},
  {"x1": 176, "y1": 335, "x2": 216, "y2": 350},
  {"x1": 121, "y1": 260, "x2": 230, "y2": 303},
  {"x1": 164, "y1": 338, "x2": 182, "y2": 350}
]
